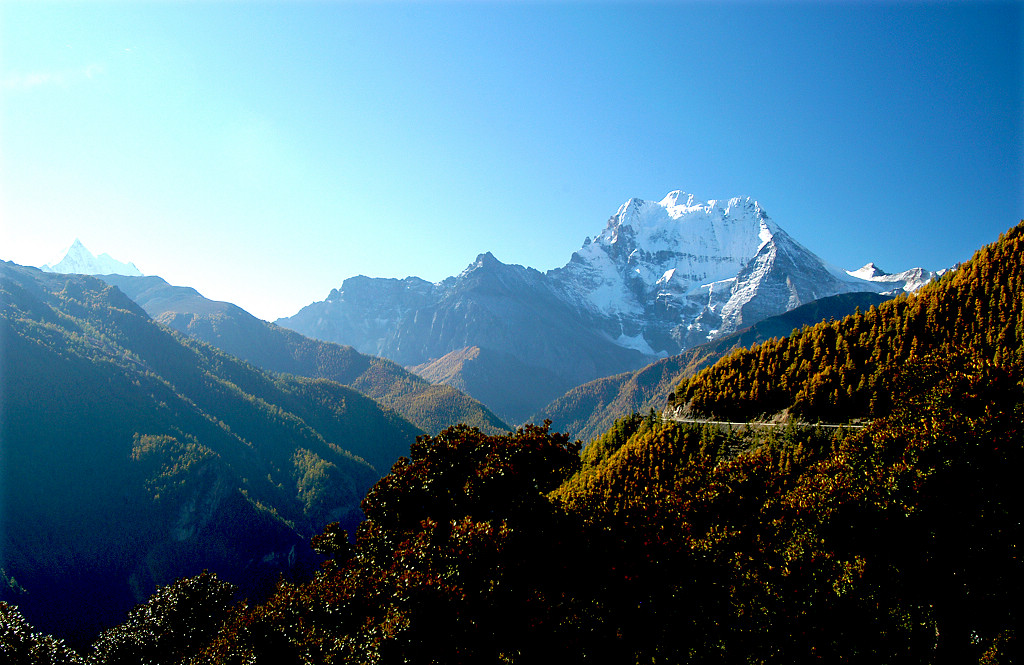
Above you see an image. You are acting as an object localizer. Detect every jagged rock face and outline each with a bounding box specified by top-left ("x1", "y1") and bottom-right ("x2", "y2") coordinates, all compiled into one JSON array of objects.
[
  {"x1": 711, "y1": 225, "x2": 861, "y2": 338},
  {"x1": 283, "y1": 275, "x2": 441, "y2": 358},
  {"x1": 277, "y1": 253, "x2": 636, "y2": 421},
  {"x1": 549, "y1": 193, "x2": 778, "y2": 354}
]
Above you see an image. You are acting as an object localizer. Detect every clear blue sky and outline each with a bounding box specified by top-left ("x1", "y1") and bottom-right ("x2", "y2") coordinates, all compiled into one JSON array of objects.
[{"x1": 2, "y1": 1, "x2": 1021, "y2": 321}]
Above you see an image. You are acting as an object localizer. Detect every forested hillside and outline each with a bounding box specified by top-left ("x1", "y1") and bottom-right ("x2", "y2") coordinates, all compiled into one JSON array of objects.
[
  {"x1": 0, "y1": 263, "x2": 420, "y2": 644},
  {"x1": 20, "y1": 355, "x2": 1014, "y2": 663},
  {"x1": 554, "y1": 353, "x2": 1020, "y2": 663},
  {"x1": 672, "y1": 223, "x2": 1024, "y2": 422}
]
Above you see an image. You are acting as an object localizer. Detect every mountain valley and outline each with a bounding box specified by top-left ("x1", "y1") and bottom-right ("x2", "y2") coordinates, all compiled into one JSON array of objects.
[{"x1": 3, "y1": 217, "x2": 1017, "y2": 663}]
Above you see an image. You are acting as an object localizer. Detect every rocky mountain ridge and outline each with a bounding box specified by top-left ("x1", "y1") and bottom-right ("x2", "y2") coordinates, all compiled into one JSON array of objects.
[{"x1": 548, "y1": 191, "x2": 938, "y2": 352}]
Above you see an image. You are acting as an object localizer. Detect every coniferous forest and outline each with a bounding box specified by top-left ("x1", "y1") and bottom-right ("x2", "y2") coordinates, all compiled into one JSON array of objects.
[{"x1": 2, "y1": 222, "x2": 1023, "y2": 663}]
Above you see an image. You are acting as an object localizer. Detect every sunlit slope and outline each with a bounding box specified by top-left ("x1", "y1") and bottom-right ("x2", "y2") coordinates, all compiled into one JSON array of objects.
[
  {"x1": 536, "y1": 292, "x2": 890, "y2": 442},
  {"x1": 673, "y1": 222, "x2": 1024, "y2": 422}
]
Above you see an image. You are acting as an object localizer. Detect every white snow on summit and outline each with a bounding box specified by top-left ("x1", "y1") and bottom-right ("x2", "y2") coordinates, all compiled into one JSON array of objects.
[
  {"x1": 42, "y1": 239, "x2": 143, "y2": 276},
  {"x1": 846, "y1": 264, "x2": 939, "y2": 293},
  {"x1": 848, "y1": 262, "x2": 888, "y2": 280},
  {"x1": 553, "y1": 192, "x2": 784, "y2": 317},
  {"x1": 549, "y1": 190, "x2": 939, "y2": 354}
]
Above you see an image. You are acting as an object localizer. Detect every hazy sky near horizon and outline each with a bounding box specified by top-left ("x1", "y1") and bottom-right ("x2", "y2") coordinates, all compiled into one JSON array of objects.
[{"x1": 2, "y1": 1, "x2": 1021, "y2": 321}]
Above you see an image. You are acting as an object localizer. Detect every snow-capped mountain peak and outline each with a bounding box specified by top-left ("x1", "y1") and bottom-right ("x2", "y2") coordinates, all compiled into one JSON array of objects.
[
  {"x1": 549, "y1": 190, "x2": 936, "y2": 353},
  {"x1": 846, "y1": 263, "x2": 940, "y2": 293},
  {"x1": 42, "y1": 239, "x2": 143, "y2": 276},
  {"x1": 558, "y1": 192, "x2": 780, "y2": 305},
  {"x1": 848, "y1": 262, "x2": 890, "y2": 280}
]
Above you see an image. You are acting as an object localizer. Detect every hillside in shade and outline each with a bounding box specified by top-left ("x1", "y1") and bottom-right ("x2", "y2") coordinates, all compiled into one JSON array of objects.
[
  {"x1": 100, "y1": 274, "x2": 509, "y2": 435},
  {"x1": 409, "y1": 345, "x2": 569, "y2": 425},
  {"x1": 0, "y1": 262, "x2": 420, "y2": 645}
]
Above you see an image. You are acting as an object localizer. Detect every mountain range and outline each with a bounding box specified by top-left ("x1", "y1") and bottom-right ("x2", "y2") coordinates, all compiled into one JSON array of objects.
[
  {"x1": 4, "y1": 205, "x2": 1009, "y2": 657},
  {"x1": 46, "y1": 241, "x2": 897, "y2": 443},
  {"x1": 26, "y1": 240, "x2": 510, "y2": 435},
  {"x1": 278, "y1": 192, "x2": 938, "y2": 422},
  {"x1": 37, "y1": 193, "x2": 938, "y2": 428}
]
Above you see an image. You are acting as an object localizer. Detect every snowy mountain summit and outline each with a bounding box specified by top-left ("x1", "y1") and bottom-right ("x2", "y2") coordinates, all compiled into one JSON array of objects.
[
  {"x1": 549, "y1": 191, "x2": 937, "y2": 352},
  {"x1": 846, "y1": 262, "x2": 939, "y2": 293},
  {"x1": 42, "y1": 239, "x2": 143, "y2": 276}
]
